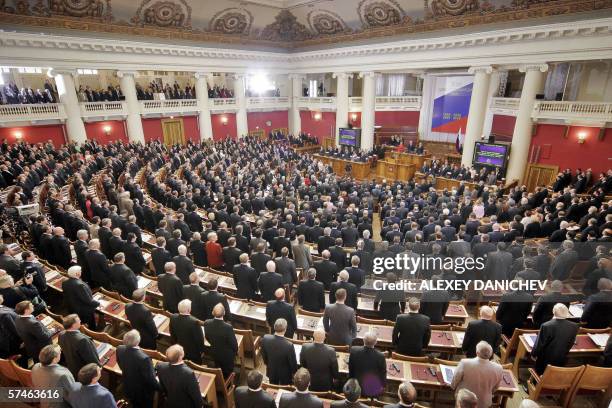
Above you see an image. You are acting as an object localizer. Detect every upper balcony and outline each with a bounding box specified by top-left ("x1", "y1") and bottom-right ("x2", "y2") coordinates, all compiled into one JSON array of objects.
[
  {"x1": 209, "y1": 98, "x2": 237, "y2": 112},
  {"x1": 297, "y1": 97, "x2": 337, "y2": 111},
  {"x1": 349, "y1": 96, "x2": 422, "y2": 111},
  {"x1": 140, "y1": 99, "x2": 199, "y2": 115},
  {"x1": 247, "y1": 97, "x2": 290, "y2": 111},
  {"x1": 532, "y1": 101, "x2": 612, "y2": 123},
  {"x1": 80, "y1": 101, "x2": 128, "y2": 118},
  {"x1": 490, "y1": 97, "x2": 520, "y2": 115},
  {"x1": 0, "y1": 103, "x2": 66, "y2": 123}
]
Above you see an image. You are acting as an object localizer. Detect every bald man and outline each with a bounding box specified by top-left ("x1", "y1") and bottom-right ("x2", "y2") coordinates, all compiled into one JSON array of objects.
[
  {"x1": 348, "y1": 332, "x2": 386, "y2": 398},
  {"x1": 265, "y1": 288, "x2": 297, "y2": 338},
  {"x1": 204, "y1": 304, "x2": 238, "y2": 378},
  {"x1": 532, "y1": 303, "x2": 579, "y2": 374},
  {"x1": 299, "y1": 329, "x2": 339, "y2": 391},
  {"x1": 461, "y1": 306, "x2": 502, "y2": 358},
  {"x1": 51, "y1": 227, "x2": 72, "y2": 269},
  {"x1": 155, "y1": 345, "x2": 203, "y2": 408}
]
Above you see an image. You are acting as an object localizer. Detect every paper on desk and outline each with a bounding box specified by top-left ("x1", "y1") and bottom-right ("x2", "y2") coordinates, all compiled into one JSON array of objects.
[
  {"x1": 46, "y1": 270, "x2": 60, "y2": 280},
  {"x1": 137, "y1": 276, "x2": 152, "y2": 289},
  {"x1": 455, "y1": 332, "x2": 465, "y2": 345},
  {"x1": 229, "y1": 301, "x2": 241, "y2": 314},
  {"x1": 141, "y1": 233, "x2": 153, "y2": 242},
  {"x1": 153, "y1": 314, "x2": 167, "y2": 328},
  {"x1": 524, "y1": 334, "x2": 537, "y2": 348},
  {"x1": 587, "y1": 333, "x2": 610, "y2": 348},
  {"x1": 294, "y1": 344, "x2": 302, "y2": 364},
  {"x1": 96, "y1": 342, "x2": 111, "y2": 357},
  {"x1": 296, "y1": 317, "x2": 304, "y2": 327},
  {"x1": 255, "y1": 307, "x2": 266, "y2": 315},
  {"x1": 569, "y1": 304, "x2": 584, "y2": 318},
  {"x1": 41, "y1": 316, "x2": 54, "y2": 327},
  {"x1": 440, "y1": 364, "x2": 456, "y2": 385}
]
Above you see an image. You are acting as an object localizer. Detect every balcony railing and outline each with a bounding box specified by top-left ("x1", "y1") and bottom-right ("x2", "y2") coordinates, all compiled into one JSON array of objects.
[
  {"x1": 140, "y1": 99, "x2": 199, "y2": 114},
  {"x1": 532, "y1": 101, "x2": 612, "y2": 122},
  {"x1": 297, "y1": 97, "x2": 337, "y2": 110},
  {"x1": 349, "y1": 96, "x2": 421, "y2": 111},
  {"x1": 246, "y1": 97, "x2": 290, "y2": 111},
  {"x1": 0, "y1": 103, "x2": 66, "y2": 122},
  {"x1": 80, "y1": 101, "x2": 127, "y2": 117},
  {"x1": 490, "y1": 97, "x2": 520, "y2": 115}
]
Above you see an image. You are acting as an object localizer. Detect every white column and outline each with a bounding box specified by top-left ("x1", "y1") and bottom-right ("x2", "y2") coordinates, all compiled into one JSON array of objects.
[
  {"x1": 288, "y1": 74, "x2": 303, "y2": 135},
  {"x1": 418, "y1": 73, "x2": 434, "y2": 140},
  {"x1": 195, "y1": 72, "x2": 213, "y2": 141},
  {"x1": 117, "y1": 71, "x2": 145, "y2": 144},
  {"x1": 233, "y1": 74, "x2": 248, "y2": 138},
  {"x1": 482, "y1": 70, "x2": 503, "y2": 139},
  {"x1": 52, "y1": 69, "x2": 87, "y2": 144},
  {"x1": 333, "y1": 72, "x2": 352, "y2": 145},
  {"x1": 506, "y1": 64, "x2": 548, "y2": 183},
  {"x1": 359, "y1": 71, "x2": 376, "y2": 151},
  {"x1": 461, "y1": 66, "x2": 493, "y2": 167}
]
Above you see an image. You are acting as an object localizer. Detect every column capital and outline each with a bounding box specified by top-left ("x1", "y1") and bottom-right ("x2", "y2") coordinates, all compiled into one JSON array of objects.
[
  {"x1": 116, "y1": 70, "x2": 139, "y2": 78},
  {"x1": 232, "y1": 73, "x2": 246, "y2": 80},
  {"x1": 194, "y1": 72, "x2": 214, "y2": 81},
  {"x1": 288, "y1": 74, "x2": 306, "y2": 80},
  {"x1": 468, "y1": 66, "x2": 494, "y2": 75},
  {"x1": 47, "y1": 68, "x2": 78, "y2": 78},
  {"x1": 358, "y1": 71, "x2": 377, "y2": 79},
  {"x1": 332, "y1": 72, "x2": 354, "y2": 80},
  {"x1": 519, "y1": 64, "x2": 548, "y2": 73}
]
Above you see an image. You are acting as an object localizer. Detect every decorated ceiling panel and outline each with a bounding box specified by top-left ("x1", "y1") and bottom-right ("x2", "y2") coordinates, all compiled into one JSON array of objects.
[{"x1": 0, "y1": 0, "x2": 610, "y2": 49}]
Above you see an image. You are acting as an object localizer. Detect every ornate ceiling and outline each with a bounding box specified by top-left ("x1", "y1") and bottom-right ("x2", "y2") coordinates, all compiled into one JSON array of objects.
[{"x1": 0, "y1": 0, "x2": 610, "y2": 50}]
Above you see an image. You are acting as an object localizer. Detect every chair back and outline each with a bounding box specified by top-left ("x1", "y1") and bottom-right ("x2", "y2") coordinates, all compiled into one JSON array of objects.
[
  {"x1": 79, "y1": 325, "x2": 110, "y2": 343},
  {"x1": 357, "y1": 316, "x2": 391, "y2": 326},
  {"x1": 433, "y1": 357, "x2": 459, "y2": 366},
  {"x1": 9, "y1": 360, "x2": 33, "y2": 387},
  {"x1": 186, "y1": 361, "x2": 235, "y2": 407},
  {"x1": 578, "y1": 327, "x2": 611, "y2": 335},
  {"x1": 262, "y1": 382, "x2": 294, "y2": 392},
  {"x1": 391, "y1": 352, "x2": 430, "y2": 363},
  {"x1": 530, "y1": 365, "x2": 584, "y2": 396},
  {"x1": 141, "y1": 348, "x2": 167, "y2": 362},
  {"x1": 500, "y1": 328, "x2": 538, "y2": 364},
  {"x1": 0, "y1": 357, "x2": 20, "y2": 384},
  {"x1": 566, "y1": 365, "x2": 612, "y2": 408},
  {"x1": 430, "y1": 324, "x2": 452, "y2": 331},
  {"x1": 297, "y1": 308, "x2": 323, "y2": 317},
  {"x1": 99, "y1": 287, "x2": 121, "y2": 300}
]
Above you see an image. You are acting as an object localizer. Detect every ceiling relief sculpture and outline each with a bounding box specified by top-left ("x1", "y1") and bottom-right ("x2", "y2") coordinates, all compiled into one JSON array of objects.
[
  {"x1": 209, "y1": 7, "x2": 253, "y2": 35},
  {"x1": 0, "y1": 0, "x2": 610, "y2": 49},
  {"x1": 131, "y1": 0, "x2": 191, "y2": 28}
]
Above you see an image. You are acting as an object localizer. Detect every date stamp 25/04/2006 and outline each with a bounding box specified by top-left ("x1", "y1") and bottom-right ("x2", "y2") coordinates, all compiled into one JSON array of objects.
[{"x1": 0, "y1": 388, "x2": 63, "y2": 402}]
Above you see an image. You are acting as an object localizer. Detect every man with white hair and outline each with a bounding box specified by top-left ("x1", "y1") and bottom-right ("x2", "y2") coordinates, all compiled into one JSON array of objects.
[
  {"x1": 258, "y1": 260, "x2": 283, "y2": 302},
  {"x1": 157, "y1": 261, "x2": 184, "y2": 313},
  {"x1": 169, "y1": 299, "x2": 205, "y2": 364},
  {"x1": 532, "y1": 303, "x2": 579, "y2": 374},
  {"x1": 155, "y1": 344, "x2": 203, "y2": 408},
  {"x1": 317, "y1": 227, "x2": 335, "y2": 255},
  {"x1": 451, "y1": 341, "x2": 503, "y2": 408},
  {"x1": 62, "y1": 265, "x2": 99, "y2": 329},
  {"x1": 462, "y1": 306, "x2": 502, "y2": 358},
  {"x1": 300, "y1": 329, "x2": 338, "y2": 392},
  {"x1": 260, "y1": 318, "x2": 297, "y2": 385},
  {"x1": 51, "y1": 226, "x2": 72, "y2": 269},
  {"x1": 172, "y1": 244, "x2": 195, "y2": 284},
  {"x1": 550, "y1": 240, "x2": 579, "y2": 280},
  {"x1": 313, "y1": 250, "x2": 339, "y2": 290},
  {"x1": 116, "y1": 329, "x2": 160, "y2": 408},
  {"x1": 330, "y1": 270, "x2": 358, "y2": 310},
  {"x1": 348, "y1": 332, "x2": 387, "y2": 398}
]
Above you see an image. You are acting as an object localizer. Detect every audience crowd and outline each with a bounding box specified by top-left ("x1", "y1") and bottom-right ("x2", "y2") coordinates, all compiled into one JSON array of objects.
[{"x1": 1, "y1": 80, "x2": 57, "y2": 105}]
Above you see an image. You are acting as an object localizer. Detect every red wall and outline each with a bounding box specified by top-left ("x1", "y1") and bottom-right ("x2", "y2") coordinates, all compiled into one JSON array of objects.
[
  {"x1": 491, "y1": 114, "x2": 516, "y2": 142},
  {"x1": 530, "y1": 124, "x2": 611, "y2": 175},
  {"x1": 211, "y1": 113, "x2": 237, "y2": 141},
  {"x1": 375, "y1": 111, "x2": 420, "y2": 128},
  {"x1": 141, "y1": 116, "x2": 199, "y2": 144},
  {"x1": 0, "y1": 124, "x2": 65, "y2": 147},
  {"x1": 299, "y1": 111, "x2": 336, "y2": 142},
  {"x1": 84, "y1": 120, "x2": 128, "y2": 144},
  {"x1": 247, "y1": 111, "x2": 288, "y2": 133},
  {"x1": 349, "y1": 112, "x2": 361, "y2": 128}
]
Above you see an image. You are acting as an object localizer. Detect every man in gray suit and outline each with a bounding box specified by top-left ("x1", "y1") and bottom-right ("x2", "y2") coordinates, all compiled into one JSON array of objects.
[
  {"x1": 278, "y1": 368, "x2": 323, "y2": 408},
  {"x1": 300, "y1": 329, "x2": 338, "y2": 391},
  {"x1": 550, "y1": 240, "x2": 579, "y2": 280},
  {"x1": 484, "y1": 242, "x2": 513, "y2": 281},
  {"x1": 291, "y1": 235, "x2": 313, "y2": 271},
  {"x1": 323, "y1": 288, "x2": 357, "y2": 346},
  {"x1": 32, "y1": 344, "x2": 76, "y2": 408},
  {"x1": 275, "y1": 247, "x2": 298, "y2": 285},
  {"x1": 451, "y1": 341, "x2": 503, "y2": 408}
]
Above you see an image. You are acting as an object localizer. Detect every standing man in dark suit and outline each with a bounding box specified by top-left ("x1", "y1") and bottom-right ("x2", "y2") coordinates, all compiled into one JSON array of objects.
[
  {"x1": 330, "y1": 270, "x2": 358, "y2": 310},
  {"x1": 201, "y1": 278, "x2": 231, "y2": 321},
  {"x1": 157, "y1": 261, "x2": 184, "y2": 313},
  {"x1": 329, "y1": 238, "x2": 348, "y2": 270},
  {"x1": 222, "y1": 237, "x2": 243, "y2": 273},
  {"x1": 74, "y1": 229, "x2": 90, "y2": 283},
  {"x1": 235, "y1": 370, "x2": 276, "y2": 408},
  {"x1": 108, "y1": 228, "x2": 126, "y2": 260},
  {"x1": 495, "y1": 280, "x2": 535, "y2": 337},
  {"x1": 258, "y1": 260, "x2": 284, "y2": 302},
  {"x1": 323, "y1": 289, "x2": 357, "y2": 346},
  {"x1": 109, "y1": 252, "x2": 138, "y2": 298},
  {"x1": 314, "y1": 250, "x2": 339, "y2": 290},
  {"x1": 550, "y1": 240, "x2": 579, "y2": 280},
  {"x1": 69, "y1": 364, "x2": 116, "y2": 408},
  {"x1": 233, "y1": 253, "x2": 258, "y2": 300},
  {"x1": 85, "y1": 239, "x2": 112, "y2": 290},
  {"x1": 392, "y1": 298, "x2": 431, "y2": 356},
  {"x1": 345, "y1": 255, "x2": 365, "y2": 290},
  {"x1": 14, "y1": 300, "x2": 53, "y2": 363},
  {"x1": 532, "y1": 280, "x2": 571, "y2": 327},
  {"x1": 581, "y1": 277, "x2": 612, "y2": 329},
  {"x1": 125, "y1": 289, "x2": 159, "y2": 350},
  {"x1": 151, "y1": 237, "x2": 172, "y2": 276},
  {"x1": 183, "y1": 272, "x2": 205, "y2": 303},
  {"x1": 266, "y1": 288, "x2": 297, "y2": 338},
  {"x1": 156, "y1": 344, "x2": 204, "y2": 408},
  {"x1": 172, "y1": 245, "x2": 195, "y2": 285},
  {"x1": 57, "y1": 314, "x2": 100, "y2": 378},
  {"x1": 169, "y1": 299, "x2": 205, "y2": 364},
  {"x1": 251, "y1": 242, "x2": 271, "y2": 275},
  {"x1": 348, "y1": 332, "x2": 387, "y2": 398},
  {"x1": 62, "y1": 265, "x2": 100, "y2": 329},
  {"x1": 260, "y1": 318, "x2": 297, "y2": 385},
  {"x1": 279, "y1": 368, "x2": 324, "y2": 408},
  {"x1": 124, "y1": 232, "x2": 147, "y2": 275},
  {"x1": 461, "y1": 306, "x2": 502, "y2": 358},
  {"x1": 297, "y1": 268, "x2": 325, "y2": 313},
  {"x1": 419, "y1": 276, "x2": 450, "y2": 324},
  {"x1": 532, "y1": 303, "x2": 579, "y2": 374},
  {"x1": 204, "y1": 303, "x2": 238, "y2": 378},
  {"x1": 189, "y1": 232, "x2": 207, "y2": 267},
  {"x1": 300, "y1": 329, "x2": 338, "y2": 391},
  {"x1": 51, "y1": 227, "x2": 72, "y2": 270},
  {"x1": 116, "y1": 330, "x2": 160, "y2": 408},
  {"x1": 274, "y1": 247, "x2": 298, "y2": 286}
]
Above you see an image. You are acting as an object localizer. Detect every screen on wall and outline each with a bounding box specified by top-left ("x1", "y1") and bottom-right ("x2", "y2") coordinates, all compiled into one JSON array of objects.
[
  {"x1": 473, "y1": 142, "x2": 509, "y2": 168},
  {"x1": 339, "y1": 128, "x2": 361, "y2": 147}
]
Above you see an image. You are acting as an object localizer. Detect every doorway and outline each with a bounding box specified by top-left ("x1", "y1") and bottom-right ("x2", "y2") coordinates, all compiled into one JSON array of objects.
[{"x1": 162, "y1": 118, "x2": 185, "y2": 145}]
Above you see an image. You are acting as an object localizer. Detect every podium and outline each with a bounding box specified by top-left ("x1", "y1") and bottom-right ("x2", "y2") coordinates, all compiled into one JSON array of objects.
[
  {"x1": 376, "y1": 158, "x2": 416, "y2": 182},
  {"x1": 314, "y1": 155, "x2": 371, "y2": 179}
]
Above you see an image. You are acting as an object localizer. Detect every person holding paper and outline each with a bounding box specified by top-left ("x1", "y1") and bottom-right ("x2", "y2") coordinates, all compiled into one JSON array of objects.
[{"x1": 451, "y1": 341, "x2": 503, "y2": 408}]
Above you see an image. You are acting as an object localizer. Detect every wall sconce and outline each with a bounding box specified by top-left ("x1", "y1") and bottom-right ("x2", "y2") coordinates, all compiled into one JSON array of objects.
[
  {"x1": 313, "y1": 112, "x2": 322, "y2": 121},
  {"x1": 351, "y1": 113, "x2": 358, "y2": 121},
  {"x1": 14, "y1": 131, "x2": 23, "y2": 140},
  {"x1": 577, "y1": 132, "x2": 587, "y2": 144},
  {"x1": 221, "y1": 115, "x2": 228, "y2": 125},
  {"x1": 103, "y1": 125, "x2": 112, "y2": 136}
]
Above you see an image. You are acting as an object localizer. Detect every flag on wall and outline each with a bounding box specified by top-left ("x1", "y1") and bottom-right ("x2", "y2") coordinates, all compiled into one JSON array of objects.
[{"x1": 455, "y1": 128, "x2": 463, "y2": 153}]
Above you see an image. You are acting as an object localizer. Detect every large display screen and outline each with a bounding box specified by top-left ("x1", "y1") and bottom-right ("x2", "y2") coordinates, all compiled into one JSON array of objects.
[
  {"x1": 473, "y1": 142, "x2": 509, "y2": 168},
  {"x1": 339, "y1": 128, "x2": 361, "y2": 147}
]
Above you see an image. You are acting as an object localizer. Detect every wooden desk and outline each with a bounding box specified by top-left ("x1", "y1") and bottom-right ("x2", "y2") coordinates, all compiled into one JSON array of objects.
[
  {"x1": 313, "y1": 155, "x2": 371, "y2": 179},
  {"x1": 512, "y1": 333, "x2": 606, "y2": 379},
  {"x1": 40, "y1": 313, "x2": 220, "y2": 407},
  {"x1": 356, "y1": 297, "x2": 468, "y2": 325},
  {"x1": 384, "y1": 150, "x2": 431, "y2": 169},
  {"x1": 375, "y1": 160, "x2": 416, "y2": 182}
]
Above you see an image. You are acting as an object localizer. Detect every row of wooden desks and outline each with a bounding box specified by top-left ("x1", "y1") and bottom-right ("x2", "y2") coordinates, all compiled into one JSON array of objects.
[
  {"x1": 39, "y1": 313, "x2": 220, "y2": 407},
  {"x1": 313, "y1": 154, "x2": 371, "y2": 180}
]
